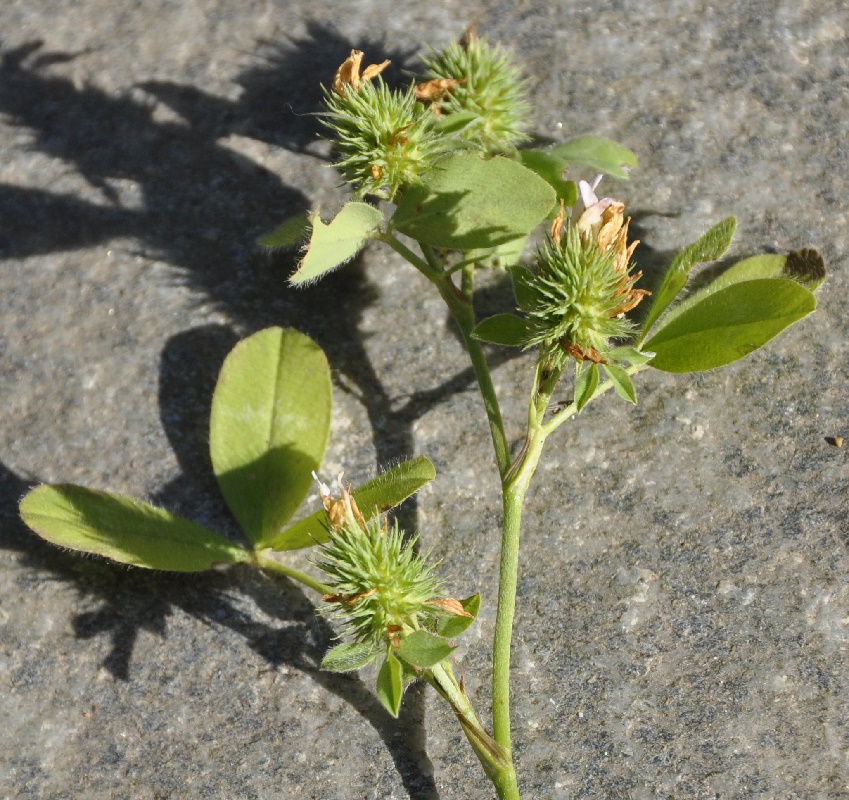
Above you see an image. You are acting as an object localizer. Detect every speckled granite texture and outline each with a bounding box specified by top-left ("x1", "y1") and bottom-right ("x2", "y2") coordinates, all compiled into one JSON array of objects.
[{"x1": 1, "y1": 1, "x2": 848, "y2": 798}]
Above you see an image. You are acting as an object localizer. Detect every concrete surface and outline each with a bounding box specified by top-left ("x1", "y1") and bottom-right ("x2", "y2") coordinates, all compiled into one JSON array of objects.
[{"x1": 1, "y1": 1, "x2": 848, "y2": 798}]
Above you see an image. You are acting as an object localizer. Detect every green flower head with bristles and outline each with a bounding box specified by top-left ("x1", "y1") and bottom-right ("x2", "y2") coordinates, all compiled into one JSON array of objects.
[
  {"x1": 418, "y1": 25, "x2": 531, "y2": 154},
  {"x1": 314, "y1": 475, "x2": 447, "y2": 648},
  {"x1": 321, "y1": 50, "x2": 448, "y2": 200},
  {"x1": 521, "y1": 177, "x2": 650, "y2": 367}
]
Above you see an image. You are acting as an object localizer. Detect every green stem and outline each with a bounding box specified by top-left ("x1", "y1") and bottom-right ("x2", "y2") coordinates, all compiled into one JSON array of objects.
[
  {"x1": 427, "y1": 661, "x2": 519, "y2": 800},
  {"x1": 381, "y1": 235, "x2": 511, "y2": 479},
  {"x1": 252, "y1": 549, "x2": 332, "y2": 595},
  {"x1": 421, "y1": 245, "x2": 511, "y2": 479},
  {"x1": 492, "y1": 362, "x2": 560, "y2": 750}
]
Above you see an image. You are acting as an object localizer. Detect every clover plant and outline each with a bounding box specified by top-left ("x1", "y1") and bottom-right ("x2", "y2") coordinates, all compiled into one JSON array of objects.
[{"x1": 21, "y1": 27, "x2": 825, "y2": 800}]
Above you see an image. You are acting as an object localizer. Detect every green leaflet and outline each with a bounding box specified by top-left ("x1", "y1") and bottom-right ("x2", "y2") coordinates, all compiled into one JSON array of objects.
[
  {"x1": 391, "y1": 153, "x2": 555, "y2": 250},
  {"x1": 472, "y1": 314, "x2": 530, "y2": 347},
  {"x1": 574, "y1": 363, "x2": 600, "y2": 411},
  {"x1": 645, "y1": 278, "x2": 817, "y2": 373},
  {"x1": 289, "y1": 202, "x2": 384, "y2": 285},
  {"x1": 548, "y1": 136, "x2": 637, "y2": 179},
  {"x1": 602, "y1": 363, "x2": 637, "y2": 404},
  {"x1": 210, "y1": 327, "x2": 332, "y2": 549},
  {"x1": 640, "y1": 216, "x2": 737, "y2": 342},
  {"x1": 258, "y1": 214, "x2": 310, "y2": 248},
  {"x1": 19, "y1": 485, "x2": 249, "y2": 572},
  {"x1": 376, "y1": 650, "x2": 404, "y2": 717},
  {"x1": 321, "y1": 641, "x2": 380, "y2": 672},
  {"x1": 397, "y1": 630, "x2": 455, "y2": 668},
  {"x1": 269, "y1": 456, "x2": 436, "y2": 551}
]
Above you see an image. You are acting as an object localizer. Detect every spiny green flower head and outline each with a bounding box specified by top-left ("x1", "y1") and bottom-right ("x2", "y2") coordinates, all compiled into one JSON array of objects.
[
  {"x1": 321, "y1": 50, "x2": 446, "y2": 200},
  {"x1": 419, "y1": 26, "x2": 531, "y2": 154},
  {"x1": 317, "y1": 516, "x2": 443, "y2": 647},
  {"x1": 521, "y1": 178, "x2": 649, "y2": 368}
]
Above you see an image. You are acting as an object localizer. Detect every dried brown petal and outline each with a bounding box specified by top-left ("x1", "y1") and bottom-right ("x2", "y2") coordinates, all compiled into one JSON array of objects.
[
  {"x1": 566, "y1": 343, "x2": 606, "y2": 364},
  {"x1": 332, "y1": 51, "x2": 390, "y2": 95},
  {"x1": 415, "y1": 77, "x2": 463, "y2": 102},
  {"x1": 333, "y1": 50, "x2": 364, "y2": 94},
  {"x1": 596, "y1": 202, "x2": 625, "y2": 251},
  {"x1": 459, "y1": 22, "x2": 478, "y2": 50},
  {"x1": 549, "y1": 199, "x2": 566, "y2": 247},
  {"x1": 318, "y1": 472, "x2": 366, "y2": 530},
  {"x1": 427, "y1": 598, "x2": 474, "y2": 618},
  {"x1": 361, "y1": 59, "x2": 391, "y2": 82}
]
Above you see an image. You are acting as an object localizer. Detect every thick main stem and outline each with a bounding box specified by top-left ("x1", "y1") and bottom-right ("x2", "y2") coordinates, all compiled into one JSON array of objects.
[{"x1": 492, "y1": 363, "x2": 560, "y2": 754}]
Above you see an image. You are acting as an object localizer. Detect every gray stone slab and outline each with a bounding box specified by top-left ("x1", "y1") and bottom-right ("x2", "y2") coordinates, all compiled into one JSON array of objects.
[{"x1": 1, "y1": 1, "x2": 847, "y2": 798}]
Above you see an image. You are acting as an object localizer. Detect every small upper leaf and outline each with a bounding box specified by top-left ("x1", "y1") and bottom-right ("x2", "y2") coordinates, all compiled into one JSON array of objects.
[
  {"x1": 391, "y1": 153, "x2": 556, "y2": 250},
  {"x1": 210, "y1": 327, "x2": 332, "y2": 549},
  {"x1": 639, "y1": 216, "x2": 737, "y2": 342},
  {"x1": 472, "y1": 314, "x2": 530, "y2": 347},
  {"x1": 608, "y1": 345, "x2": 655, "y2": 366},
  {"x1": 259, "y1": 214, "x2": 311, "y2": 248},
  {"x1": 644, "y1": 277, "x2": 817, "y2": 373},
  {"x1": 549, "y1": 136, "x2": 638, "y2": 179},
  {"x1": 509, "y1": 265, "x2": 536, "y2": 308},
  {"x1": 321, "y1": 641, "x2": 380, "y2": 672},
  {"x1": 574, "y1": 363, "x2": 600, "y2": 411},
  {"x1": 396, "y1": 630, "x2": 455, "y2": 668},
  {"x1": 289, "y1": 202, "x2": 384, "y2": 285},
  {"x1": 437, "y1": 593, "x2": 481, "y2": 638},
  {"x1": 602, "y1": 363, "x2": 637, "y2": 404},
  {"x1": 269, "y1": 456, "x2": 436, "y2": 551},
  {"x1": 376, "y1": 650, "x2": 404, "y2": 717},
  {"x1": 466, "y1": 235, "x2": 527, "y2": 269},
  {"x1": 20, "y1": 485, "x2": 249, "y2": 571}
]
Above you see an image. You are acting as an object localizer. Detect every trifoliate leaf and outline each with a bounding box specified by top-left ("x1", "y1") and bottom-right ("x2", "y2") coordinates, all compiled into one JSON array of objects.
[
  {"x1": 290, "y1": 202, "x2": 384, "y2": 285},
  {"x1": 210, "y1": 327, "x2": 331, "y2": 549},
  {"x1": 19, "y1": 485, "x2": 249, "y2": 572},
  {"x1": 639, "y1": 216, "x2": 737, "y2": 341}
]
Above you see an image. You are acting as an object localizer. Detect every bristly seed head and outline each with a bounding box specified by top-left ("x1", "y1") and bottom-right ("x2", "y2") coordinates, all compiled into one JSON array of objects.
[
  {"x1": 314, "y1": 476, "x2": 459, "y2": 648},
  {"x1": 418, "y1": 28, "x2": 531, "y2": 154},
  {"x1": 522, "y1": 178, "x2": 649, "y2": 367},
  {"x1": 322, "y1": 51, "x2": 449, "y2": 200}
]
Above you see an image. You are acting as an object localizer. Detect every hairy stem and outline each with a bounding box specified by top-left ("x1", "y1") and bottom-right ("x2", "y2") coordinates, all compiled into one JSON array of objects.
[{"x1": 492, "y1": 362, "x2": 560, "y2": 750}]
